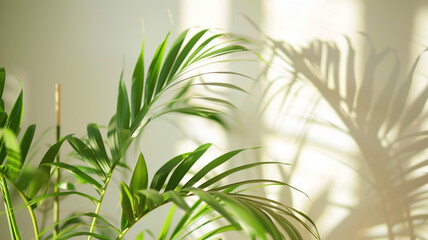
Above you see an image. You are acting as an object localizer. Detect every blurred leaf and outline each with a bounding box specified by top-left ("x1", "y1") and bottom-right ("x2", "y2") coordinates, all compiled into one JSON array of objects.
[
  {"x1": 163, "y1": 191, "x2": 189, "y2": 210},
  {"x1": 56, "y1": 182, "x2": 75, "y2": 190},
  {"x1": 187, "y1": 188, "x2": 238, "y2": 226},
  {"x1": 0, "y1": 67, "x2": 5, "y2": 103},
  {"x1": 158, "y1": 205, "x2": 176, "y2": 240},
  {"x1": 1, "y1": 128, "x2": 21, "y2": 181},
  {"x1": 27, "y1": 135, "x2": 71, "y2": 199}
]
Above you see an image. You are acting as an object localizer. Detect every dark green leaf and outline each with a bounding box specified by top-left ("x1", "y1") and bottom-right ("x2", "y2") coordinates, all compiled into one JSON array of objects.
[
  {"x1": 183, "y1": 149, "x2": 246, "y2": 188},
  {"x1": 199, "y1": 162, "x2": 289, "y2": 189},
  {"x1": 19, "y1": 124, "x2": 35, "y2": 166},
  {"x1": 145, "y1": 32, "x2": 170, "y2": 105},
  {"x1": 120, "y1": 182, "x2": 135, "y2": 227},
  {"x1": 87, "y1": 123, "x2": 110, "y2": 170},
  {"x1": 167, "y1": 29, "x2": 209, "y2": 84},
  {"x1": 156, "y1": 29, "x2": 189, "y2": 94},
  {"x1": 117, "y1": 71, "x2": 130, "y2": 130},
  {"x1": 131, "y1": 37, "x2": 145, "y2": 121},
  {"x1": 165, "y1": 143, "x2": 211, "y2": 191},
  {"x1": 5, "y1": 91, "x2": 23, "y2": 134},
  {"x1": 44, "y1": 162, "x2": 103, "y2": 191},
  {"x1": 150, "y1": 153, "x2": 189, "y2": 191}
]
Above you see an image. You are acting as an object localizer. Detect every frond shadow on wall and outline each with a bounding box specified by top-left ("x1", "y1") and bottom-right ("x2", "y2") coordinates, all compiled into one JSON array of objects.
[{"x1": 259, "y1": 35, "x2": 428, "y2": 240}]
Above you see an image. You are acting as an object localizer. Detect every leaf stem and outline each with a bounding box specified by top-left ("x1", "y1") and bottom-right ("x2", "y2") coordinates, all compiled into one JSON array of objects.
[
  {"x1": 88, "y1": 173, "x2": 112, "y2": 240},
  {"x1": 1, "y1": 177, "x2": 21, "y2": 240}
]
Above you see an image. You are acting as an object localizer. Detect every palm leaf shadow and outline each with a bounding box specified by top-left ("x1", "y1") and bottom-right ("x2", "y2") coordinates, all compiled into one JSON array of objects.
[{"x1": 264, "y1": 36, "x2": 428, "y2": 239}]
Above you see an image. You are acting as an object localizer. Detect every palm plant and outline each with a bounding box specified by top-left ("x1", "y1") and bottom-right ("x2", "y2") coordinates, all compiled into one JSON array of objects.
[
  {"x1": 264, "y1": 35, "x2": 428, "y2": 239},
  {"x1": 0, "y1": 29, "x2": 320, "y2": 240}
]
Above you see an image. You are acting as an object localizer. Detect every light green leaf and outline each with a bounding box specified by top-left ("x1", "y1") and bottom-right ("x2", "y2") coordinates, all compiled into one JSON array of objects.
[{"x1": 158, "y1": 205, "x2": 176, "y2": 240}]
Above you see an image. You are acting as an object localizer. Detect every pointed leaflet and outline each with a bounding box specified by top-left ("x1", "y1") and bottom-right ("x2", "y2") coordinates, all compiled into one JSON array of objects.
[
  {"x1": 107, "y1": 116, "x2": 119, "y2": 160},
  {"x1": 158, "y1": 205, "x2": 176, "y2": 240},
  {"x1": 27, "y1": 135, "x2": 71, "y2": 199},
  {"x1": 19, "y1": 124, "x2": 35, "y2": 166},
  {"x1": 120, "y1": 182, "x2": 135, "y2": 228},
  {"x1": 155, "y1": 29, "x2": 189, "y2": 94},
  {"x1": 5, "y1": 91, "x2": 23, "y2": 134},
  {"x1": 181, "y1": 33, "x2": 224, "y2": 70},
  {"x1": 187, "y1": 188, "x2": 238, "y2": 226},
  {"x1": 87, "y1": 123, "x2": 110, "y2": 171},
  {"x1": 166, "y1": 29, "x2": 209, "y2": 84},
  {"x1": 144, "y1": 32, "x2": 170, "y2": 105},
  {"x1": 44, "y1": 162, "x2": 103, "y2": 191},
  {"x1": 150, "y1": 153, "x2": 189, "y2": 191},
  {"x1": 67, "y1": 137, "x2": 105, "y2": 179},
  {"x1": 183, "y1": 149, "x2": 246, "y2": 188},
  {"x1": 199, "y1": 162, "x2": 289, "y2": 189},
  {"x1": 165, "y1": 143, "x2": 211, "y2": 191},
  {"x1": 130, "y1": 153, "x2": 148, "y2": 193},
  {"x1": 117, "y1": 71, "x2": 130, "y2": 130},
  {"x1": 163, "y1": 191, "x2": 189, "y2": 210},
  {"x1": 212, "y1": 192, "x2": 268, "y2": 240},
  {"x1": 130, "y1": 153, "x2": 148, "y2": 215},
  {"x1": 131, "y1": 37, "x2": 145, "y2": 121}
]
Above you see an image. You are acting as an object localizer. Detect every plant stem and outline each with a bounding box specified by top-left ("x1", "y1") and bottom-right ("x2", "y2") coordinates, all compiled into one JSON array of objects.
[
  {"x1": 88, "y1": 173, "x2": 112, "y2": 240},
  {"x1": 53, "y1": 84, "x2": 61, "y2": 237},
  {"x1": 1, "y1": 177, "x2": 21, "y2": 240}
]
